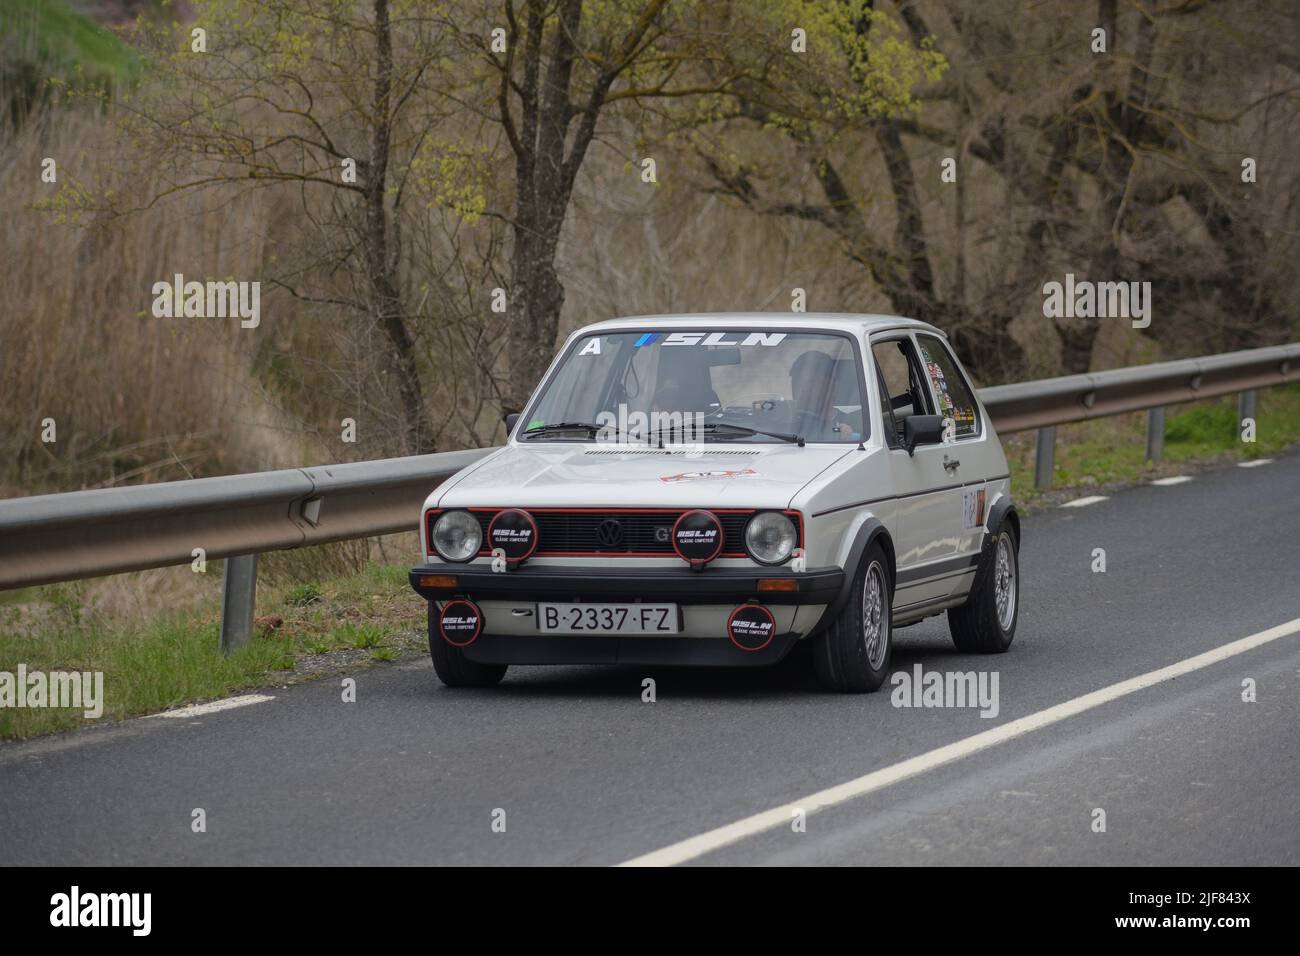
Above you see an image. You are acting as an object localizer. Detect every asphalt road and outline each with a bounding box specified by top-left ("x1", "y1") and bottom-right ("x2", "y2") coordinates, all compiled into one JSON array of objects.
[{"x1": 2, "y1": 450, "x2": 1298, "y2": 866}]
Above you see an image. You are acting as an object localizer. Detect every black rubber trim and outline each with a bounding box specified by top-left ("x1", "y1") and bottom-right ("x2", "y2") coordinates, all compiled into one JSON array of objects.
[
  {"x1": 986, "y1": 495, "x2": 1019, "y2": 539},
  {"x1": 893, "y1": 593, "x2": 966, "y2": 617},
  {"x1": 409, "y1": 565, "x2": 843, "y2": 606},
  {"x1": 895, "y1": 551, "x2": 980, "y2": 585},
  {"x1": 899, "y1": 567, "x2": 976, "y2": 590},
  {"x1": 461, "y1": 632, "x2": 800, "y2": 668}
]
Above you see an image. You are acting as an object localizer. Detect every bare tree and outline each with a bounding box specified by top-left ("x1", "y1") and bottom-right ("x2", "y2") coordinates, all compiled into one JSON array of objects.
[
  {"x1": 446, "y1": 0, "x2": 763, "y2": 409},
  {"x1": 692, "y1": 0, "x2": 1300, "y2": 379},
  {"x1": 77, "y1": 0, "x2": 498, "y2": 453}
]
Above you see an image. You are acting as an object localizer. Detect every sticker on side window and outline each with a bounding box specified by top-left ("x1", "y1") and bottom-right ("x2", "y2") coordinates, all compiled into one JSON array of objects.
[{"x1": 963, "y1": 487, "x2": 987, "y2": 530}]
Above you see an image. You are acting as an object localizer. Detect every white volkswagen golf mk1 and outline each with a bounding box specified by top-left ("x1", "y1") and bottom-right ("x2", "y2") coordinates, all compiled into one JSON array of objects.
[{"x1": 409, "y1": 313, "x2": 1021, "y2": 693}]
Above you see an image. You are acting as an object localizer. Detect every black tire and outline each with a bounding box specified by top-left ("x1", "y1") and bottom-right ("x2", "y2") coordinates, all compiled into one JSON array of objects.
[
  {"x1": 948, "y1": 525, "x2": 1019, "y2": 653},
  {"x1": 814, "y1": 542, "x2": 893, "y2": 693},
  {"x1": 428, "y1": 603, "x2": 507, "y2": 687}
]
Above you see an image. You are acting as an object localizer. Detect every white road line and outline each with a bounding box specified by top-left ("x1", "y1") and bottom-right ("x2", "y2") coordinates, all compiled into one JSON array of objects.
[
  {"x1": 1238, "y1": 459, "x2": 1273, "y2": 468},
  {"x1": 618, "y1": 617, "x2": 1300, "y2": 867},
  {"x1": 149, "y1": 694, "x2": 275, "y2": 719},
  {"x1": 1060, "y1": 495, "x2": 1108, "y2": 508},
  {"x1": 1150, "y1": 475, "x2": 1193, "y2": 486}
]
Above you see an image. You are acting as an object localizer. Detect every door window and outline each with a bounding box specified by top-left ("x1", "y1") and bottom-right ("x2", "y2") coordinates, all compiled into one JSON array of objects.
[
  {"x1": 915, "y1": 335, "x2": 981, "y2": 438},
  {"x1": 871, "y1": 337, "x2": 933, "y2": 444}
]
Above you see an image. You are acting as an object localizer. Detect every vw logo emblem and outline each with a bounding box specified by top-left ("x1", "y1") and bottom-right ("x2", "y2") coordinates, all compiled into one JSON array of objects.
[{"x1": 596, "y1": 518, "x2": 625, "y2": 548}]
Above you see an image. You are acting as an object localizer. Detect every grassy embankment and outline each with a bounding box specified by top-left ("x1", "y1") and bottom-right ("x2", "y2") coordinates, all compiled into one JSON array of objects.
[{"x1": 1, "y1": 562, "x2": 426, "y2": 738}]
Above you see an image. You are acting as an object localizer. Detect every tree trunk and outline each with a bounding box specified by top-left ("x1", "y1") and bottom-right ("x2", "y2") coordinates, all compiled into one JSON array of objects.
[
  {"x1": 503, "y1": 0, "x2": 584, "y2": 412},
  {"x1": 878, "y1": 122, "x2": 1027, "y2": 381},
  {"x1": 365, "y1": 0, "x2": 433, "y2": 452},
  {"x1": 507, "y1": 228, "x2": 566, "y2": 411}
]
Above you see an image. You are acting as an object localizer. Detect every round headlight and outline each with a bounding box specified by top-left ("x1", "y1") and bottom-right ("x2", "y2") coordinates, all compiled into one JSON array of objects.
[
  {"x1": 432, "y1": 510, "x2": 482, "y2": 562},
  {"x1": 744, "y1": 512, "x2": 797, "y2": 565}
]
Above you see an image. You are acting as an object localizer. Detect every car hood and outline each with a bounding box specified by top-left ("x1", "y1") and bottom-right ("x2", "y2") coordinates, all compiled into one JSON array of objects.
[{"x1": 436, "y1": 443, "x2": 854, "y2": 510}]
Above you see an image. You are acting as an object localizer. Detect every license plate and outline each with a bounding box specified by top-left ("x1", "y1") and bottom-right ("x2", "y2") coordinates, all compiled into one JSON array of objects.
[{"x1": 538, "y1": 603, "x2": 679, "y2": 635}]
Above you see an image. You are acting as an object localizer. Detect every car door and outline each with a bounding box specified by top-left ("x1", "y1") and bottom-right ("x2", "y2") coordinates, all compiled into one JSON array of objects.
[
  {"x1": 869, "y1": 334, "x2": 964, "y2": 608},
  {"x1": 913, "y1": 332, "x2": 996, "y2": 571}
]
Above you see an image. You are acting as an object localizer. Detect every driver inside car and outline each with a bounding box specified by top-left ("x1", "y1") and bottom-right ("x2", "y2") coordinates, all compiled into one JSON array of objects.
[
  {"x1": 790, "y1": 350, "x2": 855, "y2": 441},
  {"x1": 649, "y1": 378, "x2": 719, "y2": 441}
]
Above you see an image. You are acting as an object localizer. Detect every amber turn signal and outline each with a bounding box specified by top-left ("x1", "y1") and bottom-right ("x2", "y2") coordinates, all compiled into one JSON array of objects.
[
  {"x1": 418, "y1": 574, "x2": 458, "y2": 588},
  {"x1": 757, "y1": 578, "x2": 798, "y2": 593}
]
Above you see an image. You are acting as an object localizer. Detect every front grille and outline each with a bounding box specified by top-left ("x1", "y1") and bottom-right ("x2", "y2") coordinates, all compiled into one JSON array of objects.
[
  {"x1": 426, "y1": 508, "x2": 800, "y2": 558},
  {"x1": 478, "y1": 509, "x2": 751, "y2": 556}
]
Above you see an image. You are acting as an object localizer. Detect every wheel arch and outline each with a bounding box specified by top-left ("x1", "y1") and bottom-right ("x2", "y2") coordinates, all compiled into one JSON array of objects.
[
  {"x1": 808, "y1": 516, "x2": 894, "y2": 638},
  {"x1": 987, "y1": 495, "x2": 1020, "y2": 545}
]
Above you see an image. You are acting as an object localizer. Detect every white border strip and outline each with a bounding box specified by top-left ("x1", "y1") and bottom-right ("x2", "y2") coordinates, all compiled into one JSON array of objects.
[
  {"x1": 618, "y1": 617, "x2": 1300, "y2": 867},
  {"x1": 1060, "y1": 495, "x2": 1108, "y2": 508},
  {"x1": 149, "y1": 694, "x2": 275, "y2": 719}
]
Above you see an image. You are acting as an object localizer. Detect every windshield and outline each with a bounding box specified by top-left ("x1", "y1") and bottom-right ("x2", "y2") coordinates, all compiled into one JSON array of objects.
[{"x1": 520, "y1": 329, "x2": 868, "y2": 444}]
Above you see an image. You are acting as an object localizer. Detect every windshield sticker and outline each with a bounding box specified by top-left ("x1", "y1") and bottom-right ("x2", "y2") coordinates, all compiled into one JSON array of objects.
[
  {"x1": 660, "y1": 468, "x2": 759, "y2": 483},
  {"x1": 526, "y1": 419, "x2": 546, "y2": 430},
  {"x1": 578, "y1": 338, "x2": 602, "y2": 355},
  {"x1": 922, "y1": 354, "x2": 964, "y2": 423},
  {"x1": 633, "y1": 332, "x2": 787, "y2": 348}
]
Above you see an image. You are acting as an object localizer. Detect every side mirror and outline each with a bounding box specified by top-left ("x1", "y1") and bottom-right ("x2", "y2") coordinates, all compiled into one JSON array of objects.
[
  {"x1": 903, "y1": 414, "x2": 945, "y2": 455},
  {"x1": 503, "y1": 412, "x2": 520, "y2": 436}
]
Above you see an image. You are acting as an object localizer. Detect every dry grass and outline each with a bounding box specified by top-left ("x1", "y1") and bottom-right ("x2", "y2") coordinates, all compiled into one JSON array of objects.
[{"x1": 0, "y1": 105, "x2": 322, "y2": 498}]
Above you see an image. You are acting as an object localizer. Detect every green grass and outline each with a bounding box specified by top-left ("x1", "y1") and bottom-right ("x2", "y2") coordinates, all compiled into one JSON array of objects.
[
  {"x1": 1006, "y1": 384, "x2": 1300, "y2": 509},
  {"x1": 286, "y1": 582, "x2": 323, "y2": 607},
  {"x1": 0, "y1": 613, "x2": 298, "y2": 738},
  {"x1": 332, "y1": 623, "x2": 386, "y2": 650},
  {"x1": 0, "y1": 560, "x2": 421, "y2": 739},
  {"x1": 1, "y1": 0, "x2": 143, "y2": 121}
]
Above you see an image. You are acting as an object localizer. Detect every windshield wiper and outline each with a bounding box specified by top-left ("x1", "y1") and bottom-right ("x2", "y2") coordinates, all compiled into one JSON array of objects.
[
  {"x1": 702, "y1": 422, "x2": 805, "y2": 446},
  {"x1": 522, "y1": 419, "x2": 803, "y2": 446},
  {"x1": 520, "y1": 421, "x2": 626, "y2": 441}
]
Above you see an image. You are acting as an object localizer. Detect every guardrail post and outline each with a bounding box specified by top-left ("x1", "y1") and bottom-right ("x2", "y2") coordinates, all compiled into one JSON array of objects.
[
  {"x1": 1238, "y1": 390, "x2": 1257, "y2": 430},
  {"x1": 1034, "y1": 426, "x2": 1056, "y2": 489},
  {"x1": 1145, "y1": 406, "x2": 1165, "y2": 463},
  {"x1": 220, "y1": 554, "x2": 258, "y2": 654}
]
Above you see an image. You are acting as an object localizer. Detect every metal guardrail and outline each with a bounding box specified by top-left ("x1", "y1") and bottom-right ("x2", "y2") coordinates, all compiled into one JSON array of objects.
[
  {"x1": 0, "y1": 450, "x2": 491, "y2": 648},
  {"x1": 981, "y1": 342, "x2": 1300, "y2": 489},
  {"x1": 1, "y1": 343, "x2": 1297, "y2": 649},
  {"x1": 977, "y1": 343, "x2": 1300, "y2": 433},
  {"x1": 0, "y1": 449, "x2": 491, "y2": 589}
]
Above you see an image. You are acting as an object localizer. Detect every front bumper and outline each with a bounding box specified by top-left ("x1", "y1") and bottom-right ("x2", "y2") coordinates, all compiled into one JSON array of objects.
[
  {"x1": 452, "y1": 632, "x2": 801, "y2": 667},
  {"x1": 408, "y1": 564, "x2": 844, "y2": 605},
  {"x1": 409, "y1": 564, "x2": 844, "y2": 667}
]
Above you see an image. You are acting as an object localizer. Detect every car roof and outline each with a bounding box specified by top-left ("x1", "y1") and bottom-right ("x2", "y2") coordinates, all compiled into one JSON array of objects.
[{"x1": 571, "y1": 312, "x2": 947, "y2": 339}]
